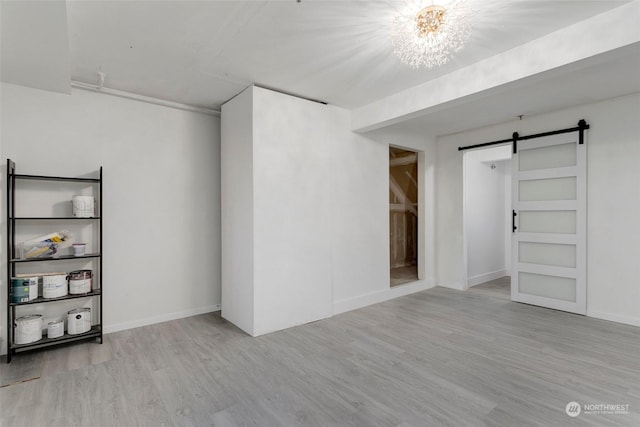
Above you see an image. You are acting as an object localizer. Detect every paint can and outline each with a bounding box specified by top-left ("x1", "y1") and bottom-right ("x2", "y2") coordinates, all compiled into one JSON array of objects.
[
  {"x1": 15, "y1": 315, "x2": 43, "y2": 344},
  {"x1": 72, "y1": 196, "x2": 95, "y2": 218},
  {"x1": 68, "y1": 270, "x2": 92, "y2": 294},
  {"x1": 24, "y1": 276, "x2": 39, "y2": 301},
  {"x1": 11, "y1": 278, "x2": 30, "y2": 303},
  {"x1": 67, "y1": 308, "x2": 91, "y2": 335},
  {"x1": 47, "y1": 320, "x2": 64, "y2": 339},
  {"x1": 15, "y1": 275, "x2": 41, "y2": 301},
  {"x1": 72, "y1": 243, "x2": 87, "y2": 256},
  {"x1": 43, "y1": 273, "x2": 68, "y2": 299}
]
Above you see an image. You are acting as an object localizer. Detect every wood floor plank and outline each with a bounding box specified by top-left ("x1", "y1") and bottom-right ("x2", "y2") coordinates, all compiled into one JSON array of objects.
[
  {"x1": 2, "y1": 282, "x2": 639, "y2": 426},
  {"x1": 0, "y1": 350, "x2": 43, "y2": 387}
]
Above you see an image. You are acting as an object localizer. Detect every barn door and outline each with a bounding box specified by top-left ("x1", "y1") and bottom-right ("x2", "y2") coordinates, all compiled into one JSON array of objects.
[{"x1": 511, "y1": 130, "x2": 586, "y2": 314}]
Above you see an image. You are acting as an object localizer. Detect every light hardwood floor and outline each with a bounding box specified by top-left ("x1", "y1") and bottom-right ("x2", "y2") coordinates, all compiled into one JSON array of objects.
[
  {"x1": 467, "y1": 276, "x2": 511, "y2": 301},
  {"x1": 1, "y1": 286, "x2": 639, "y2": 426}
]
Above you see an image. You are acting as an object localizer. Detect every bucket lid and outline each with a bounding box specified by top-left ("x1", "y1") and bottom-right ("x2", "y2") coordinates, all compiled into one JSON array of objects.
[
  {"x1": 48, "y1": 320, "x2": 64, "y2": 326},
  {"x1": 68, "y1": 270, "x2": 92, "y2": 279},
  {"x1": 16, "y1": 314, "x2": 42, "y2": 321},
  {"x1": 68, "y1": 307, "x2": 90, "y2": 314}
]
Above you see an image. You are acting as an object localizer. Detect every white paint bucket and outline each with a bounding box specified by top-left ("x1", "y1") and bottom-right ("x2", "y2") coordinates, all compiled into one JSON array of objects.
[
  {"x1": 19, "y1": 276, "x2": 40, "y2": 301},
  {"x1": 67, "y1": 308, "x2": 91, "y2": 335},
  {"x1": 13, "y1": 276, "x2": 40, "y2": 301},
  {"x1": 15, "y1": 315, "x2": 43, "y2": 344},
  {"x1": 47, "y1": 320, "x2": 64, "y2": 339},
  {"x1": 43, "y1": 274, "x2": 68, "y2": 298},
  {"x1": 72, "y1": 196, "x2": 95, "y2": 218},
  {"x1": 68, "y1": 270, "x2": 92, "y2": 294}
]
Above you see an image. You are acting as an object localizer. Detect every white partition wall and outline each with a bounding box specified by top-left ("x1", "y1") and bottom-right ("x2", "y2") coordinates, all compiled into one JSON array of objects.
[
  {"x1": 221, "y1": 86, "x2": 334, "y2": 336},
  {"x1": 221, "y1": 86, "x2": 436, "y2": 336},
  {"x1": 220, "y1": 88, "x2": 255, "y2": 334},
  {"x1": 251, "y1": 87, "x2": 334, "y2": 336}
]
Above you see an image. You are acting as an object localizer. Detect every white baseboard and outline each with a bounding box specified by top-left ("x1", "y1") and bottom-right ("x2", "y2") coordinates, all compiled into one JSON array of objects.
[
  {"x1": 103, "y1": 304, "x2": 220, "y2": 334},
  {"x1": 587, "y1": 309, "x2": 640, "y2": 328},
  {"x1": 0, "y1": 304, "x2": 221, "y2": 355},
  {"x1": 333, "y1": 279, "x2": 436, "y2": 315},
  {"x1": 438, "y1": 281, "x2": 466, "y2": 291},
  {"x1": 467, "y1": 269, "x2": 509, "y2": 287}
]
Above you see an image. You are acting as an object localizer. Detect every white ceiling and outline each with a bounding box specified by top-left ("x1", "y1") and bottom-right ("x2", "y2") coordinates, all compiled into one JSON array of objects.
[
  {"x1": 1, "y1": 0, "x2": 636, "y2": 138},
  {"x1": 1, "y1": 1, "x2": 70, "y2": 94},
  {"x1": 66, "y1": 0, "x2": 633, "y2": 111}
]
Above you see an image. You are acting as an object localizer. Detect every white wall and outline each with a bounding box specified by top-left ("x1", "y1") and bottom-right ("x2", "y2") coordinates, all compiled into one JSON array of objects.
[
  {"x1": 314, "y1": 115, "x2": 439, "y2": 314},
  {"x1": 464, "y1": 147, "x2": 511, "y2": 286},
  {"x1": 503, "y1": 163, "x2": 511, "y2": 273},
  {"x1": 221, "y1": 86, "x2": 337, "y2": 336},
  {"x1": 364, "y1": 127, "x2": 437, "y2": 287},
  {"x1": 221, "y1": 87, "x2": 438, "y2": 335},
  {"x1": 252, "y1": 86, "x2": 334, "y2": 335},
  {"x1": 437, "y1": 92, "x2": 640, "y2": 327},
  {"x1": 220, "y1": 87, "x2": 254, "y2": 335},
  {"x1": 1, "y1": 83, "x2": 221, "y2": 352},
  {"x1": 329, "y1": 115, "x2": 396, "y2": 312},
  {"x1": 334, "y1": 127, "x2": 439, "y2": 313}
]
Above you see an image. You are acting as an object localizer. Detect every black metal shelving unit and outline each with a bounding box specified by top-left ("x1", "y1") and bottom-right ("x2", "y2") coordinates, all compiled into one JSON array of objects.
[{"x1": 6, "y1": 159, "x2": 103, "y2": 363}]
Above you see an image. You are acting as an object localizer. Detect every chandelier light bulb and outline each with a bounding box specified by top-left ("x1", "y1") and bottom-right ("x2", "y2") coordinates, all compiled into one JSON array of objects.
[
  {"x1": 392, "y1": 0, "x2": 471, "y2": 69},
  {"x1": 416, "y1": 5, "x2": 446, "y2": 36}
]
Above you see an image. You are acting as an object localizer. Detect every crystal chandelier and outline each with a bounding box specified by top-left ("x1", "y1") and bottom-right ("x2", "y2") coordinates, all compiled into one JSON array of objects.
[{"x1": 392, "y1": 0, "x2": 471, "y2": 69}]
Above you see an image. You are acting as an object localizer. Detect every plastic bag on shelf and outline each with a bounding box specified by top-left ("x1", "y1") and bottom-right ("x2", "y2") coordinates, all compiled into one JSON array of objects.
[{"x1": 18, "y1": 230, "x2": 73, "y2": 259}]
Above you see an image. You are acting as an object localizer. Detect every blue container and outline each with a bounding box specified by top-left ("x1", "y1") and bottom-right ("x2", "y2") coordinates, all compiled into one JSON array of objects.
[{"x1": 11, "y1": 279, "x2": 30, "y2": 303}]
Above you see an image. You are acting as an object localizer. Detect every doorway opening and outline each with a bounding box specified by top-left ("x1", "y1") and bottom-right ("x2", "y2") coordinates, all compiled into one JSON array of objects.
[
  {"x1": 463, "y1": 145, "x2": 512, "y2": 295},
  {"x1": 390, "y1": 147, "x2": 419, "y2": 286}
]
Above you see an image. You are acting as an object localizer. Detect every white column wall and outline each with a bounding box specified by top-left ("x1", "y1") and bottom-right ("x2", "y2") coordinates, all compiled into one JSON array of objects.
[
  {"x1": 436, "y1": 136, "x2": 466, "y2": 290},
  {"x1": 221, "y1": 86, "x2": 437, "y2": 334},
  {"x1": 251, "y1": 87, "x2": 334, "y2": 335},
  {"x1": 220, "y1": 87, "x2": 255, "y2": 335}
]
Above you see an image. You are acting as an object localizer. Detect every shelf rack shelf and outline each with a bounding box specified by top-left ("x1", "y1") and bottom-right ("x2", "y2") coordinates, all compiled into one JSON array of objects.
[
  {"x1": 12, "y1": 217, "x2": 101, "y2": 220},
  {"x1": 6, "y1": 159, "x2": 103, "y2": 363},
  {"x1": 10, "y1": 290, "x2": 102, "y2": 307},
  {"x1": 13, "y1": 174, "x2": 100, "y2": 183},
  {"x1": 10, "y1": 253, "x2": 101, "y2": 263},
  {"x1": 11, "y1": 326, "x2": 102, "y2": 351}
]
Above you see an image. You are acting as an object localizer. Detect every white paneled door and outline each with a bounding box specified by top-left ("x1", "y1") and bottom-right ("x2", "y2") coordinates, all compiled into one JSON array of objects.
[{"x1": 511, "y1": 131, "x2": 586, "y2": 314}]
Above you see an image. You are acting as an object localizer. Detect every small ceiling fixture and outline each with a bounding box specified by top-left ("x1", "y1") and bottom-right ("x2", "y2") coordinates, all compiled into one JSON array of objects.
[{"x1": 392, "y1": 0, "x2": 471, "y2": 69}]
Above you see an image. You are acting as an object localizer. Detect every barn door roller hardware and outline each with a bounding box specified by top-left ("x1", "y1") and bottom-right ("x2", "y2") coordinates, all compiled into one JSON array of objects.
[{"x1": 458, "y1": 119, "x2": 590, "y2": 152}]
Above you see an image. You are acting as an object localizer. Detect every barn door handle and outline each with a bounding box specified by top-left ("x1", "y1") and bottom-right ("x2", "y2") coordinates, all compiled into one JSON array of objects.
[{"x1": 512, "y1": 210, "x2": 517, "y2": 233}]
